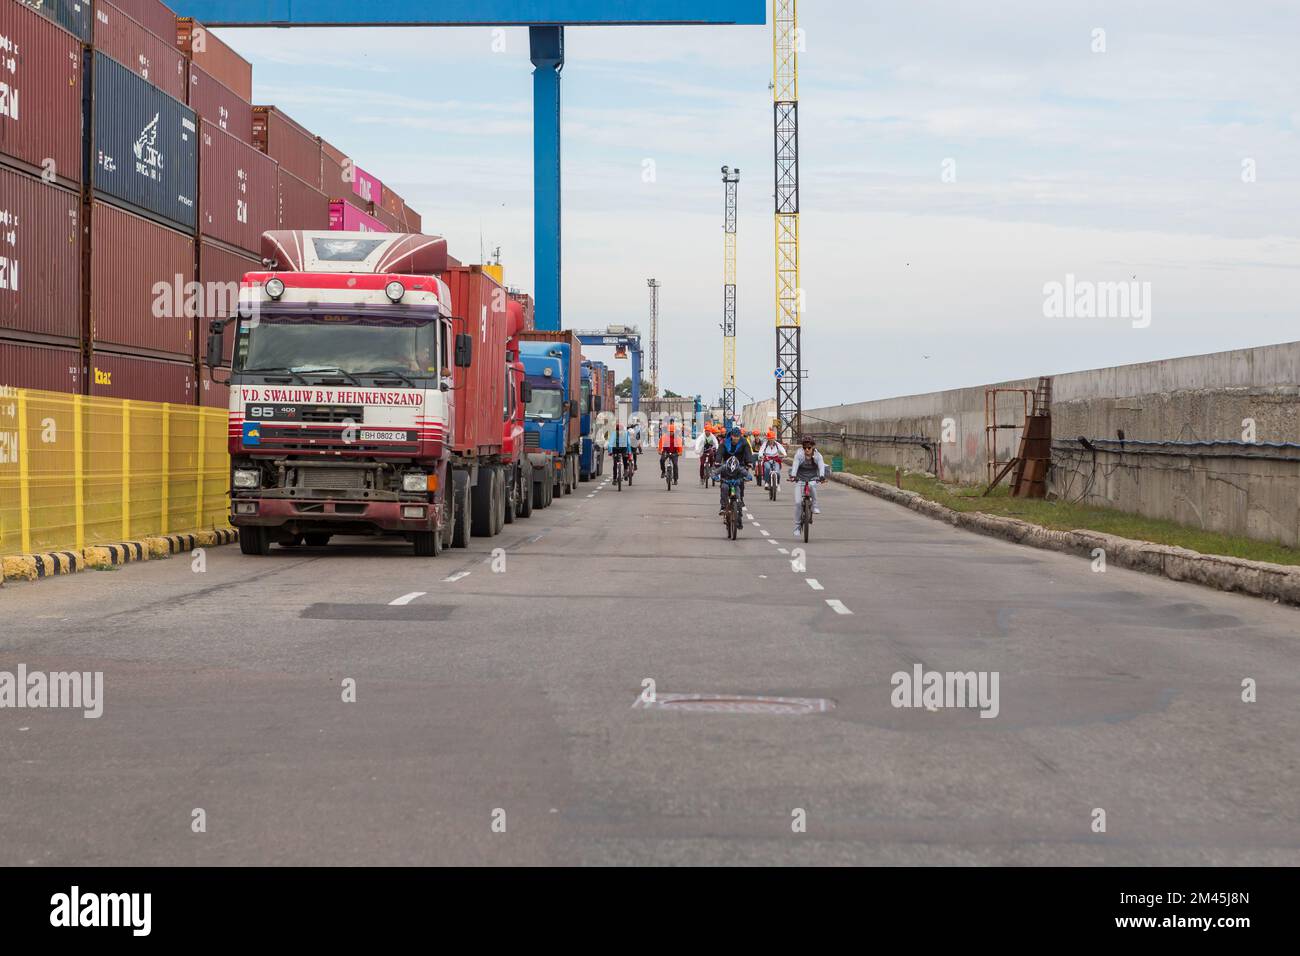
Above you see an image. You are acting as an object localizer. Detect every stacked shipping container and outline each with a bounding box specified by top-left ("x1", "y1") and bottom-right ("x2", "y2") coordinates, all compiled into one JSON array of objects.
[{"x1": 0, "y1": 0, "x2": 432, "y2": 405}]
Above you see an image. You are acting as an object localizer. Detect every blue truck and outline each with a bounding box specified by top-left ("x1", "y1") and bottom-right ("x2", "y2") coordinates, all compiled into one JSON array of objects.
[
  {"x1": 519, "y1": 331, "x2": 582, "y2": 499},
  {"x1": 580, "y1": 359, "x2": 608, "y2": 481}
]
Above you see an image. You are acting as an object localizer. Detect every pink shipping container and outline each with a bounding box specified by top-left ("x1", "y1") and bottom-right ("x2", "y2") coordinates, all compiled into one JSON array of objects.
[
  {"x1": 175, "y1": 16, "x2": 252, "y2": 103},
  {"x1": 0, "y1": 2, "x2": 83, "y2": 186},
  {"x1": 0, "y1": 167, "x2": 82, "y2": 342},
  {"x1": 252, "y1": 106, "x2": 321, "y2": 189},
  {"x1": 351, "y1": 165, "x2": 381, "y2": 206},
  {"x1": 200, "y1": 121, "x2": 277, "y2": 253},
  {"x1": 93, "y1": 0, "x2": 187, "y2": 102},
  {"x1": 89, "y1": 199, "x2": 195, "y2": 359},
  {"x1": 105, "y1": 0, "x2": 174, "y2": 45},
  {"x1": 187, "y1": 63, "x2": 253, "y2": 144},
  {"x1": 197, "y1": 238, "x2": 258, "y2": 364},
  {"x1": 0, "y1": 340, "x2": 81, "y2": 392},
  {"x1": 329, "y1": 198, "x2": 385, "y2": 233},
  {"x1": 277, "y1": 166, "x2": 330, "y2": 230},
  {"x1": 90, "y1": 349, "x2": 195, "y2": 404}
]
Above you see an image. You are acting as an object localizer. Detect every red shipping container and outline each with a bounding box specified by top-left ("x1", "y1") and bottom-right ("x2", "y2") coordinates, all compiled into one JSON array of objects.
[
  {"x1": 90, "y1": 349, "x2": 195, "y2": 404},
  {"x1": 380, "y1": 185, "x2": 404, "y2": 220},
  {"x1": 0, "y1": 340, "x2": 81, "y2": 392},
  {"x1": 187, "y1": 63, "x2": 252, "y2": 144},
  {"x1": 328, "y1": 198, "x2": 384, "y2": 232},
  {"x1": 319, "y1": 138, "x2": 350, "y2": 199},
  {"x1": 0, "y1": 167, "x2": 81, "y2": 342},
  {"x1": 252, "y1": 106, "x2": 320, "y2": 189},
  {"x1": 0, "y1": 2, "x2": 83, "y2": 186},
  {"x1": 200, "y1": 121, "x2": 277, "y2": 253},
  {"x1": 507, "y1": 290, "x2": 534, "y2": 332},
  {"x1": 442, "y1": 265, "x2": 507, "y2": 456},
  {"x1": 93, "y1": 1, "x2": 187, "y2": 102},
  {"x1": 105, "y1": 0, "x2": 174, "y2": 45},
  {"x1": 403, "y1": 206, "x2": 423, "y2": 234},
  {"x1": 199, "y1": 365, "x2": 228, "y2": 408},
  {"x1": 175, "y1": 17, "x2": 251, "y2": 103},
  {"x1": 370, "y1": 201, "x2": 402, "y2": 232},
  {"x1": 197, "y1": 238, "x2": 258, "y2": 364},
  {"x1": 277, "y1": 166, "x2": 329, "y2": 230},
  {"x1": 89, "y1": 199, "x2": 194, "y2": 359}
]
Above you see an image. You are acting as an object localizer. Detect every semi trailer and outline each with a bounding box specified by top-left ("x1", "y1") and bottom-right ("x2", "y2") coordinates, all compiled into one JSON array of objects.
[{"x1": 519, "y1": 330, "x2": 583, "y2": 498}]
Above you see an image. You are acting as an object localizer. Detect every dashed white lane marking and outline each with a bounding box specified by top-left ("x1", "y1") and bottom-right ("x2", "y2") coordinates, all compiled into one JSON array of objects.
[
  {"x1": 826, "y1": 599, "x2": 852, "y2": 615},
  {"x1": 779, "y1": 548, "x2": 789, "y2": 554},
  {"x1": 767, "y1": 538, "x2": 778, "y2": 545},
  {"x1": 390, "y1": 592, "x2": 426, "y2": 606},
  {"x1": 443, "y1": 571, "x2": 471, "y2": 583},
  {"x1": 760, "y1": 530, "x2": 770, "y2": 537},
  {"x1": 806, "y1": 578, "x2": 824, "y2": 590},
  {"x1": 586, "y1": 494, "x2": 595, "y2": 498}
]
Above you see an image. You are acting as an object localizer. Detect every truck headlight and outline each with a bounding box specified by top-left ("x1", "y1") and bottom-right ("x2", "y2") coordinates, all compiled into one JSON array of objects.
[
  {"x1": 233, "y1": 468, "x2": 260, "y2": 489},
  {"x1": 402, "y1": 472, "x2": 428, "y2": 492}
]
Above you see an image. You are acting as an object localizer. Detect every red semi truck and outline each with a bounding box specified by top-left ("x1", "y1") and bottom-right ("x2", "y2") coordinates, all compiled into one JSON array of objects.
[{"x1": 207, "y1": 230, "x2": 528, "y2": 556}]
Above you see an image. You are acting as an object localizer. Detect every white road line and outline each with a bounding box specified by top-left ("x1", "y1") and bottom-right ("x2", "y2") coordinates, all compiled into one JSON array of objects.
[
  {"x1": 389, "y1": 592, "x2": 426, "y2": 606},
  {"x1": 826, "y1": 599, "x2": 853, "y2": 615},
  {"x1": 760, "y1": 530, "x2": 770, "y2": 537},
  {"x1": 779, "y1": 548, "x2": 789, "y2": 554},
  {"x1": 806, "y1": 578, "x2": 824, "y2": 590},
  {"x1": 443, "y1": 571, "x2": 471, "y2": 583}
]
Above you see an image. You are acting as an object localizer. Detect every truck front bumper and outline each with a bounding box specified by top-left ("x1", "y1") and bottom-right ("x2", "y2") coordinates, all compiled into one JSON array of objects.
[{"x1": 231, "y1": 496, "x2": 436, "y2": 533}]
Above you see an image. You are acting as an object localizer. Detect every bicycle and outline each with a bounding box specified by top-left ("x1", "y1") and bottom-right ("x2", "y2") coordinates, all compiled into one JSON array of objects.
[
  {"x1": 796, "y1": 476, "x2": 825, "y2": 543},
  {"x1": 613, "y1": 451, "x2": 625, "y2": 491},
  {"x1": 699, "y1": 447, "x2": 716, "y2": 487},
  {"x1": 763, "y1": 456, "x2": 783, "y2": 500},
  {"x1": 716, "y1": 459, "x2": 748, "y2": 540},
  {"x1": 662, "y1": 452, "x2": 679, "y2": 491}
]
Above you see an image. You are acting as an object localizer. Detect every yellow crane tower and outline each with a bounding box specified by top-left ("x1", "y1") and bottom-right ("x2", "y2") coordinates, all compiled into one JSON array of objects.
[{"x1": 773, "y1": 0, "x2": 802, "y2": 441}]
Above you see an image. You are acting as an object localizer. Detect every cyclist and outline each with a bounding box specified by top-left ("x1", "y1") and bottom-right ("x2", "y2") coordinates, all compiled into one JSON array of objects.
[
  {"x1": 695, "y1": 424, "x2": 720, "y2": 481},
  {"x1": 757, "y1": 429, "x2": 786, "y2": 486},
  {"x1": 716, "y1": 425, "x2": 754, "y2": 521},
  {"x1": 658, "y1": 420, "x2": 685, "y2": 482},
  {"x1": 606, "y1": 422, "x2": 635, "y2": 477},
  {"x1": 789, "y1": 434, "x2": 827, "y2": 535},
  {"x1": 627, "y1": 421, "x2": 643, "y2": 468}
]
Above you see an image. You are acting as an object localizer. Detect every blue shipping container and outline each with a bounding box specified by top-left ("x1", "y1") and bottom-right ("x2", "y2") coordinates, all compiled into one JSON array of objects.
[
  {"x1": 91, "y1": 51, "x2": 198, "y2": 231},
  {"x1": 18, "y1": 0, "x2": 91, "y2": 40}
]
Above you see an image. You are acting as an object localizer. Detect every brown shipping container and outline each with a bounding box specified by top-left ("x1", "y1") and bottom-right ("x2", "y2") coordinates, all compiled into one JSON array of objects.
[
  {"x1": 105, "y1": 0, "x2": 174, "y2": 44},
  {"x1": 199, "y1": 365, "x2": 228, "y2": 408},
  {"x1": 200, "y1": 121, "x2": 277, "y2": 253},
  {"x1": 403, "y1": 206, "x2": 423, "y2": 234},
  {"x1": 197, "y1": 238, "x2": 257, "y2": 364},
  {"x1": 187, "y1": 63, "x2": 253, "y2": 144},
  {"x1": 90, "y1": 349, "x2": 195, "y2": 404},
  {"x1": 0, "y1": 167, "x2": 81, "y2": 341},
  {"x1": 175, "y1": 17, "x2": 252, "y2": 103},
  {"x1": 371, "y1": 201, "x2": 402, "y2": 232},
  {"x1": 90, "y1": 199, "x2": 195, "y2": 358},
  {"x1": 0, "y1": 340, "x2": 81, "y2": 392},
  {"x1": 252, "y1": 107, "x2": 321, "y2": 189},
  {"x1": 381, "y1": 186, "x2": 404, "y2": 220},
  {"x1": 443, "y1": 265, "x2": 507, "y2": 455},
  {"x1": 319, "y1": 138, "x2": 350, "y2": 199},
  {"x1": 277, "y1": 166, "x2": 329, "y2": 231},
  {"x1": 93, "y1": 1, "x2": 187, "y2": 102},
  {"x1": 0, "y1": 2, "x2": 83, "y2": 185}
]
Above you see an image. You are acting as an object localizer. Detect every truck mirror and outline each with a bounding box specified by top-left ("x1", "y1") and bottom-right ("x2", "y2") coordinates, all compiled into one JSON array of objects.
[
  {"x1": 569, "y1": 399, "x2": 579, "y2": 418},
  {"x1": 455, "y1": 333, "x2": 473, "y2": 367},
  {"x1": 593, "y1": 396, "x2": 603, "y2": 413},
  {"x1": 521, "y1": 380, "x2": 533, "y2": 405},
  {"x1": 205, "y1": 320, "x2": 226, "y2": 369}
]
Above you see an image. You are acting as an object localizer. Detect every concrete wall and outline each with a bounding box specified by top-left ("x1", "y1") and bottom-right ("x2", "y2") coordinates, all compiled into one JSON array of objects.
[
  {"x1": 806, "y1": 341, "x2": 1300, "y2": 546},
  {"x1": 740, "y1": 399, "x2": 777, "y2": 433}
]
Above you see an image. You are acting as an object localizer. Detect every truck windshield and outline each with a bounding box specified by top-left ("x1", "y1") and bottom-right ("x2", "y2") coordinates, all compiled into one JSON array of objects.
[
  {"x1": 526, "y1": 386, "x2": 565, "y2": 420},
  {"x1": 236, "y1": 314, "x2": 439, "y2": 379}
]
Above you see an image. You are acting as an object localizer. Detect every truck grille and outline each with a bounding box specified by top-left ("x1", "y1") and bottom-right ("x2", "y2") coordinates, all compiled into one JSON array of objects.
[
  {"x1": 524, "y1": 432, "x2": 540, "y2": 449},
  {"x1": 301, "y1": 467, "x2": 370, "y2": 490},
  {"x1": 298, "y1": 405, "x2": 365, "y2": 423}
]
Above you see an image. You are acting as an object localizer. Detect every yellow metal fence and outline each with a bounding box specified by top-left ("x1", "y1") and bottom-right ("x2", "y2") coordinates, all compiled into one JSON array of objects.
[{"x1": 0, "y1": 387, "x2": 230, "y2": 557}]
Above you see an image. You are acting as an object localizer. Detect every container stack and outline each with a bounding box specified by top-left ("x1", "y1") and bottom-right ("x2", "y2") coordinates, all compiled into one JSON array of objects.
[{"x1": 0, "y1": 0, "x2": 428, "y2": 406}]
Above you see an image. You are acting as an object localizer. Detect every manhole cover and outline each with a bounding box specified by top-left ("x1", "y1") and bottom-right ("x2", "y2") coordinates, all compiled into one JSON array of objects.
[{"x1": 632, "y1": 693, "x2": 834, "y2": 715}]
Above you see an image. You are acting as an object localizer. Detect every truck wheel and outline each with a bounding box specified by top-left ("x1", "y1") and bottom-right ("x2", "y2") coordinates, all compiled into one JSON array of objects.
[
  {"x1": 518, "y1": 468, "x2": 533, "y2": 519},
  {"x1": 495, "y1": 467, "x2": 510, "y2": 529},
  {"x1": 239, "y1": 526, "x2": 271, "y2": 556},
  {"x1": 544, "y1": 474, "x2": 555, "y2": 507},
  {"x1": 471, "y1": 468, "x2": 494, "y2": 537},
  {"x1": 452, "y1": 474, "x2": 472, "y2": 548},
  {"x1": 439, "y1": 493, "x2": 454, "y2": 550},
  {"x1": 532, "y1": 474, "x2": 546, "y2": 510},
  {"x1": 503, "y1": 467, "x2": 517, "y2": 524}
]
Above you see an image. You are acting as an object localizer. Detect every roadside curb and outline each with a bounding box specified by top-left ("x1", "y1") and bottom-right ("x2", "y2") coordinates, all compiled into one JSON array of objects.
[
  {"x1": 1, "y1": 528, "x2": 239, "y2": 584},
  {"x1": 830, "y1": 471, "x2": 1300, "y2": 606}
]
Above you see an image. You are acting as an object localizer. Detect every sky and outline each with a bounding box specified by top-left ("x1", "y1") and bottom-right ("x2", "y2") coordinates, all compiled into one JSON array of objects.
[{"x1": 213, "y1": 0, "x2": 1300, "y2": 410}]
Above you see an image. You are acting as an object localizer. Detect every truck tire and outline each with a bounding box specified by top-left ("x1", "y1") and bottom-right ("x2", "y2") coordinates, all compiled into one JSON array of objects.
[
  {"x1": 304, "y1": 533, "x2": 330, "y2": 547},
  {"x1": 503, "y1": 466, "x2": 517, "y2": 524},
  {"x1": 413, "y1": 529, "x2": 439, "y2": 556},
  {"x1": 239, "y1": 526, "x2": 271, "y2": 556},
  {"x1": 471, "y1": 468, "x2": 495, "y2": 537},
  {"x1": 494, "y1": 467, "x2": 509, "y2": 531},
  {"x1": 544, "y1": 474, "x2": 554, "y2": 507},
  {"x1": 439, "y1": 491, "x2": 454, "y2": 551},
  {"x1": 532, "y1": 473, "x2": 546, "y2": 510},
  {"x1": 451, "y1": 473, "x2": 472, "y2": 548},
  {"x1": 518, "y1": 467, "x2": 534, "y2": 519}
]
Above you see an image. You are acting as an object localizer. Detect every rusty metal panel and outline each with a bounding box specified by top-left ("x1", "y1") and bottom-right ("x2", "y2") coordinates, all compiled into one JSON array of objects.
[
  {"x1": 186, "y1": 62, "x2": 252, "y2": 144},
  {"x1": 89, "y1": 199, "x2": 195, "y2": 358},
  {"x1": 93, "y1": 0, "x2": 187, "y2": 102},
  {"x1": 199, "y1": 119, "x2": 277, "y2": 253},
  {"x1": 0, "y1": 167, "x2": 81, "y2": 342},
  {"x1": 0, "y1": 1, "x2": 84, "y2": 185},
  {"x1": 0, "y1": 339, "x2": 81, "y2": 391}
]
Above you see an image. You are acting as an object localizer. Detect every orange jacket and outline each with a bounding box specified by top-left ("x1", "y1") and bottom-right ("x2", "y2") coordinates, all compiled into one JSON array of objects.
[{"x1": 658, "y1": 430, "x2": 684, "y2": 452}]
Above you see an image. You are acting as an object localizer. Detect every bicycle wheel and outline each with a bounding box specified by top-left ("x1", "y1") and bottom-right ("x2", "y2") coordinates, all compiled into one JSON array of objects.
[{"x1": 802, "y1": 498, "x2": 811, "y2": 543}]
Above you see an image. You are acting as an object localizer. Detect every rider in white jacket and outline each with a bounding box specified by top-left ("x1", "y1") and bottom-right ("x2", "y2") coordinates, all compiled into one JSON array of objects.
[{"x1": 788, "y1": 436, "x2": 826, "y2": 534}]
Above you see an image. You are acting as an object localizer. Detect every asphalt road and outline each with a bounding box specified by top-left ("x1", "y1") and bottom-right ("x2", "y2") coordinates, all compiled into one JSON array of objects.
[{"x1": 2, "y1": 453, "x2": 1298, "y2": 865}]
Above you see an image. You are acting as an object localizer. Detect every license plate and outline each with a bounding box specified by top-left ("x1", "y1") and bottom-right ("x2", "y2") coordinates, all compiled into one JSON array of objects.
[{"x1": 359, "y1": 430, "x2": 410, "y2": 442}]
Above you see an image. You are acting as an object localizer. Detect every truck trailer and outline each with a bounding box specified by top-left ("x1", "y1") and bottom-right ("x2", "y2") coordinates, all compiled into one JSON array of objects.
[{"x1": 519, "y1": 330, "x2": 583, "y2": 498}]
